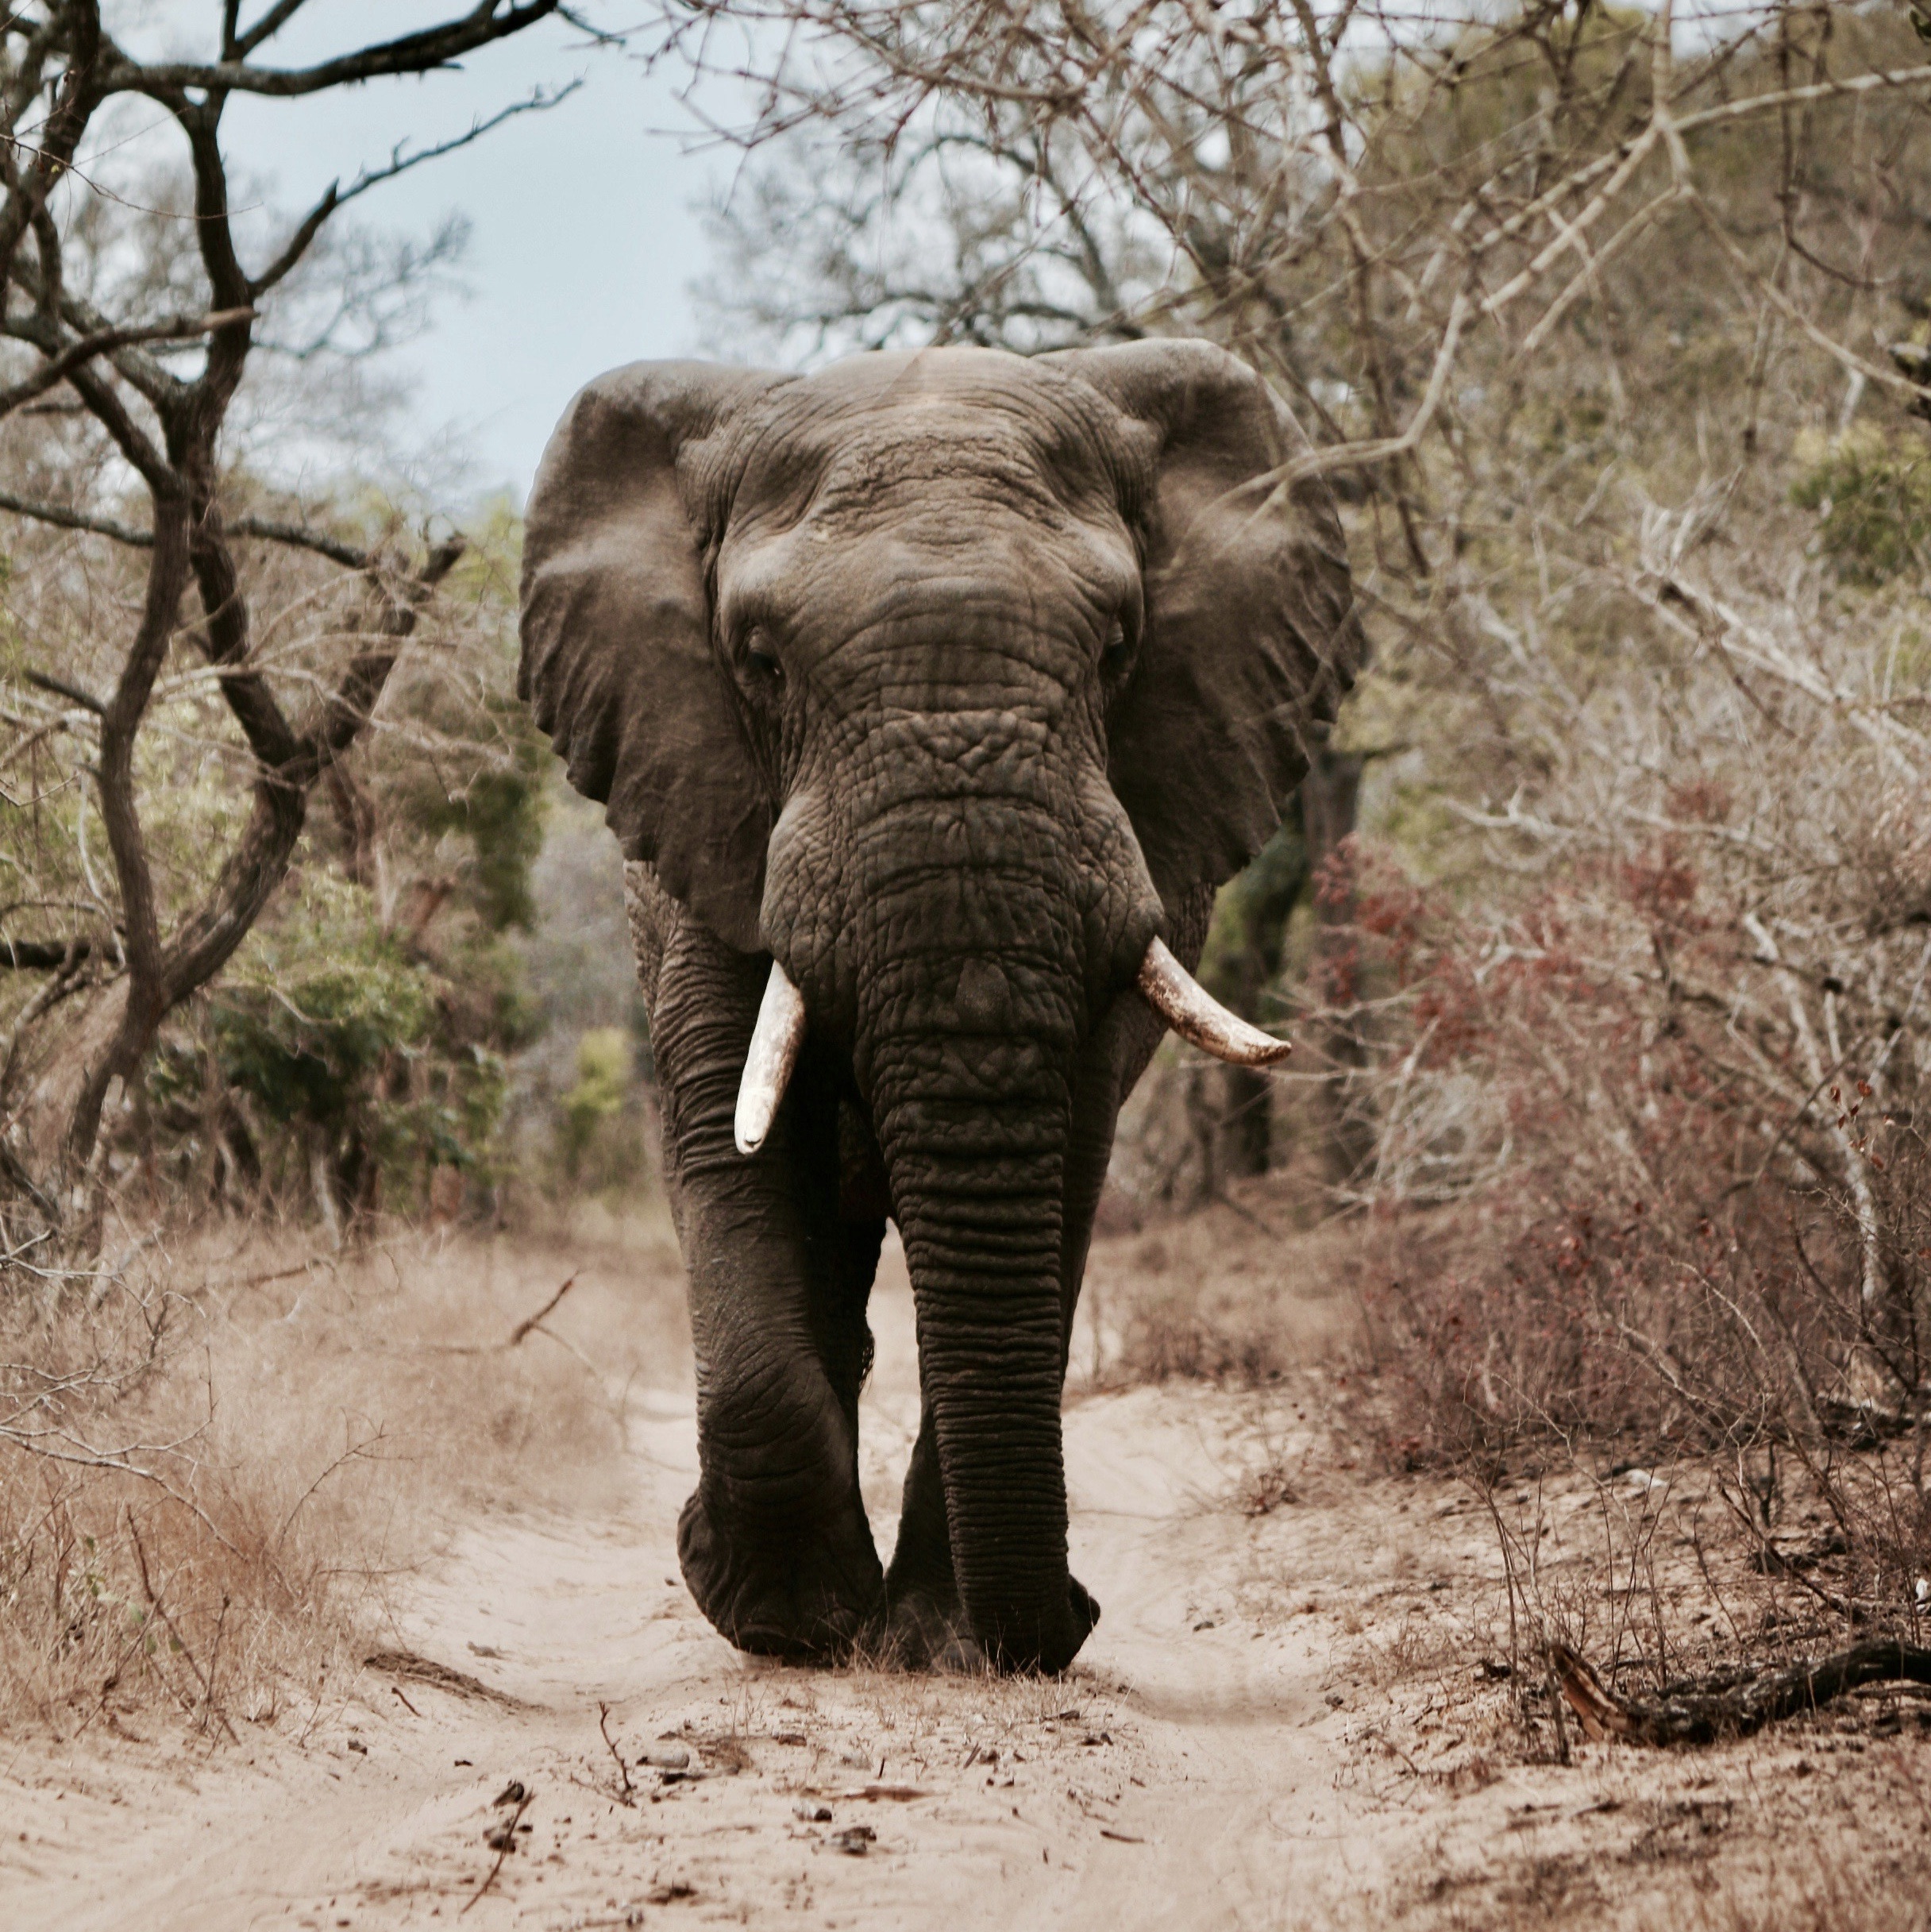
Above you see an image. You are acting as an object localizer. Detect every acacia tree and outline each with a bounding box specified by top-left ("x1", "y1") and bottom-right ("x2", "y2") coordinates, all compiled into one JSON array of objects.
[{"x1": 0, "y1": 2, "x2": 605, "y2": 1229}]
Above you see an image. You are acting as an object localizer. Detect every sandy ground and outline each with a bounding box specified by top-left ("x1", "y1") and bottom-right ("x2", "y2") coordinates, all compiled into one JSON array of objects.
[{"x1": 6, "y1": 1230, "x2": 1930, "y2": 1930}]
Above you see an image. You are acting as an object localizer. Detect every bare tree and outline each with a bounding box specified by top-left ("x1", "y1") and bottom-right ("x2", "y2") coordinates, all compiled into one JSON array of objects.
[
  {"x1": 0, "y1": 3, "x2": 604, "y2": 1231},
  {"x1": 684, "y1": 2, "x2": 1931, "y2": 431}
]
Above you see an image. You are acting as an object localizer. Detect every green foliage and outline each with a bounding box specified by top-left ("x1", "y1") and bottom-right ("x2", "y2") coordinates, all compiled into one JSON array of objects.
[
  {"x1": 379, "y1": 503, "x2": 546, "y2": 935},
  {"x1": 407, "y1": 695, "x2": 549, "y2": 932},
  {"x1": 1793, "y1": 429, "x2": 1931, "y2": 587},
  {"x1": 1199, "y1": 816, "x2": 1309, "y2": 1019},
  {"x1": 560, "y1": 1026, "x2": 631, "y2": 1182},
  {"x1": 212, "y1": 909, "x2": 430, "y2": 1133},
  {"x1": 178, "y1": 866, "x2": 530, "y2": 1210}
]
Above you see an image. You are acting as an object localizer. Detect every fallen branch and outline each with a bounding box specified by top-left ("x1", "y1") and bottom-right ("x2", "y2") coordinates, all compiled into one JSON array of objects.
[
  {"x1": 507, "y1": 1272, "x2": 577, "y2": 1346},
  {"x1": 1551, "y1": 1640, "x2": 1931, "y2": 1746},
  {"x1": 363, "y1": 1648, "x2": 525, "y2": 1708},
  {"x1": 393, "y1": 1271, "x2": 585, "y2": 1363}
]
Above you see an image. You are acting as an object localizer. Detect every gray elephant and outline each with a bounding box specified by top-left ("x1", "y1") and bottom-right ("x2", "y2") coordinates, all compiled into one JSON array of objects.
[{"x1": 518, "y1": 342, "x2": 1362, "y2": 1673}]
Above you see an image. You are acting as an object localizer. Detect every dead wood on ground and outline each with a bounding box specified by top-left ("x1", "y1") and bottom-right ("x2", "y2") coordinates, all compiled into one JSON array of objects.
[{"x1": 1551, "y1": 1639, "x2": 1931, "y2": 1746}]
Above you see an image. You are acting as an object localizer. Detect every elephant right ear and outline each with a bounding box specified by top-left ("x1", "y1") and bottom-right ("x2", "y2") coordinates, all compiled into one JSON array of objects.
[
  {"x1": 1045, "y1": 340, "x2": 1362, "y2": 916},
  {"x1": 518, "y1": 361, "x2": 788, "y2": 952}
]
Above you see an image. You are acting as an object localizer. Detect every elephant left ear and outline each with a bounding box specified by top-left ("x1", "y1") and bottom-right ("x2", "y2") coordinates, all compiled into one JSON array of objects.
[
  {"x1": 1045, "y1": 340, "x2": 1363, "y2": 912},
  {"x1": 518, "y1": 361, "x2": 789, "y2": 951}
]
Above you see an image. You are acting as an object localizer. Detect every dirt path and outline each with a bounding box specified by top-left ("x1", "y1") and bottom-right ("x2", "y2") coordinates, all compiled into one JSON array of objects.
[{"x1": 6, "y1": 1238, "x2": 1926, "y2": 1930}]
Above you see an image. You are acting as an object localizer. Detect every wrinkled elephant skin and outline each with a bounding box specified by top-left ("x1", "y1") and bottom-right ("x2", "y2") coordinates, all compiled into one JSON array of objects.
[{"x1": 518, "y1": 344, "x2": 1362, "y2": 1672}]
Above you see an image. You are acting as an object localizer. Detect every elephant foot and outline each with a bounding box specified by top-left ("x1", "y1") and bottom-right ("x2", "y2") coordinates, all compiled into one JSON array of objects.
[
  {"x1": 877, "y1": 1580, "x2": 979, "y2": 1672},
  {"x1": 1068, "y1": 1573, "x2": 1101, "y2": 1648},
  {"x1": 1029, "y1": 1573, "x2": 1102, "y2": 1676},
  {"x1": 677, "y1": 1489, "x2": 883, "y2": 1661},
  {"x1": 879, "y1": 1573, "x2": 1100, "y2": 1674}
]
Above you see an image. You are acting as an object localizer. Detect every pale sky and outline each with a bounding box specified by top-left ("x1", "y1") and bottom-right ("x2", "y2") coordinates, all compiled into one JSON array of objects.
[{"x1": 108, "y1": 4, "x2": 734, "y2": 499}]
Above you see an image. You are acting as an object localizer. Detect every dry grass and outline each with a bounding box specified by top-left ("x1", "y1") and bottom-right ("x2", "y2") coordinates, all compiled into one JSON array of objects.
[
  {"x1": 1684, "y1": 1817, "x2": 1931, "y2": 1932},
  {"x1": 1093, "y1": 1178, "x2": 1931, "y2": 1799},
  {"x1": 1078, "y1": 1194, "x2": 1377, "y2": 1390},
  {"x1": 0, "y1": 1209, "x2": 688, "y2": 1738}
]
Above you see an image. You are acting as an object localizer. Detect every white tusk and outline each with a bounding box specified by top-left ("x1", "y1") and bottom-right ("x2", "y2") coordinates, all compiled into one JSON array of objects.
[
  {"x1": 734, "y1": 962, "x2": 808, "y2": 1155},
  {"x1": 1135, "y1": 936, "x2": 1293, "y2": 1067}
]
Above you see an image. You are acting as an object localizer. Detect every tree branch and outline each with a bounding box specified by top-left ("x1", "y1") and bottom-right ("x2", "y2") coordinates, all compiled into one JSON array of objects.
[
  {"x1": 156, "y1": 537, "x2": 465, "y2": 1009},
  {"x1": 24, "y1": 669, "x2": 106, "y2": 716},
  {"x1": 0, "y1": 488, "x2": 153, "y2": 547},
  {"x1": 0, "y1": 492, "x2": 368, "y2": 566},
  {"x1": 249, "y1": 84, "x2": 580, "y2": 299},
  {"x1": 0, "y1": 307, "x2": 255, "y2": 423},
  {"x1": 0, "y1": 938, "x2": 98, "y2": 972},
  {"x1": 108, "y1": 3, "x2": 567, "y2": 100},
  {"x1": 1554, "y1": 1640, "x2": 1931, "y2": 1746},
  {"x1": 64, "y1": 364, "x2": 176, "y2": 496},
  {"x1": 0, "y1": 0, "x2": 99, "y2": 295},
  {"x1": 233, "y1": 2, "x2": 312, "y2": 61},
  {"x1": 229, "y1": 515, "x2": 369, "y2": 570}
]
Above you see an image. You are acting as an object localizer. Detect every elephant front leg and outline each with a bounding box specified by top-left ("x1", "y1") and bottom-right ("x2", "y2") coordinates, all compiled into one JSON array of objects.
[
  {"x1": 647, "y1": 908, "x2": 885, "y2": 1660},
  {"x1": 676, "y1": 1313, "x2": 883, "y2": 1661}
]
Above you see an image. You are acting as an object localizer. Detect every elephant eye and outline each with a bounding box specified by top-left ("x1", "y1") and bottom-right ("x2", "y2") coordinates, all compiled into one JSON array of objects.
[{"x1": 743, "y1": 628, "x2": 784, "y2": 684}]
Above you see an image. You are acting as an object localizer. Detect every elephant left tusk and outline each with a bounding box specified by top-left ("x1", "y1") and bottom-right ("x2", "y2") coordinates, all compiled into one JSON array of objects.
[
  {"x1": 734, "y1": 961, "x2": 808, "y2": 1155},
  {"x1": 1136, "y1": 936, "x2": 1293, "y2": 1068}
]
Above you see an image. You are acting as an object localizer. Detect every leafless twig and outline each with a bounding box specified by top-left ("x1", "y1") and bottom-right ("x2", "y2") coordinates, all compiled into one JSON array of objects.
[
  {"x1": 463, "y1": 1787, "x2": 535, "y2": 1915},
  {"x1": 598, "y1": 1701, "x2": 636, "y2": 1804},
  {"x1": 125, "y1": 1508, "x2": 240, "y2": 1745},
  {"x1": 507, "y1": 1274, "x2": 579, "y2": 1347}
]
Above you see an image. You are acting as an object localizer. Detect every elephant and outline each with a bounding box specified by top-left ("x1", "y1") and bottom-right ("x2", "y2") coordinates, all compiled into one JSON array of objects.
[{"x1": 518, "y1": 341, "x2": 1362, "y2": 1674}]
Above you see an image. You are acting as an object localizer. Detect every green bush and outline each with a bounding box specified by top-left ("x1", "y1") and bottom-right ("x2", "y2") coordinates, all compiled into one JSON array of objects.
[
  {"x1": 1792, "y1": 428, "x2": 1931, "y2": 586},
  {"x1": 175, "y1": 871, "x2": 530, "y2": 1217},
  {"x1": 559, "y1": 1027, "x2": 633, "y2": 1184},
  {"x1": 397, "y1": 692, "x2": 549, "y2": 934}
]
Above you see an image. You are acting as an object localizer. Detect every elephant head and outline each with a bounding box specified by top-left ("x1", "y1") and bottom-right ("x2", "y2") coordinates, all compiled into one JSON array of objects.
[{"x1": 519, "y1": 343, "x2": 1359, "y2": 1670}]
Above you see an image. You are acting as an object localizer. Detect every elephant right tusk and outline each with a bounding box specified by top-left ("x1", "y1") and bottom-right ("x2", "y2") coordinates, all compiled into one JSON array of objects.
[
  {"x1": 734, "y1": 961, "x2": 808, "y2": 1156},
  {"x1": 1136, "y1": 936, "x2": 1293, "y2": 1067}
]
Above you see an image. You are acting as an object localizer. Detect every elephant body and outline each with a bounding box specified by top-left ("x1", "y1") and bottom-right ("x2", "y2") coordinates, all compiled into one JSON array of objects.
[{"x1": 520, "y1": 344, "x2": 1362, "y2": 1672}]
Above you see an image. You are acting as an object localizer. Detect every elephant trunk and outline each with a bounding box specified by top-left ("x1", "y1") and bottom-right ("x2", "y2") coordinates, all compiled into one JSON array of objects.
[
  {"x1": 868, "y1": 1002, "x2": 1085, "y2": 1672},
  {"x1": 808, "y1": 781, "x2": 1089, "y2": 1668}
]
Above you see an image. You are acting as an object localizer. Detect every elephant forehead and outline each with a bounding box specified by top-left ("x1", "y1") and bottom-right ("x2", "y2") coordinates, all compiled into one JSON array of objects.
[
  {"x1": 732, "y1": 357, "x2": 1139, "y2": 522},
  {"x1": 815, "y1": 422, "x2": 1084, "y2": 516},
  {"x1": 780, "y1": 345, "x2": 1123, "y2": 434},
  {"x1": 722, "y1": 512, "x2": 1136, "y2": 657}
]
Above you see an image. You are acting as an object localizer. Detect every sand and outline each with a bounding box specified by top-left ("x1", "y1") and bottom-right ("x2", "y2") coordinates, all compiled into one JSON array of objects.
[{"x1": 4, "y1": 1231, "x2": 1927, "y2": 1930}]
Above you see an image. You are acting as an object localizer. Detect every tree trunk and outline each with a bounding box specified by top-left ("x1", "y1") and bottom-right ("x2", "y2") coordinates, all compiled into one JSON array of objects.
[
  {"x1": 309, "y1": 1125, "x2": 344, "y2": 1251},
  {"x1": 1193, "y1": 814, "x2": 1309, "y2": 1186},
  {"x1": 1301, "y1": 740, "x2": 1373, "y2": 1188},
  {"x1": 1219, "y1": 1063, "x2": 1274, "y2": 1179},
  {"x1": 10, "y1": 981, "x2": 130, "y2": 1211}
]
